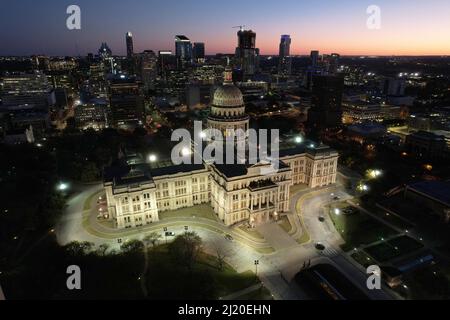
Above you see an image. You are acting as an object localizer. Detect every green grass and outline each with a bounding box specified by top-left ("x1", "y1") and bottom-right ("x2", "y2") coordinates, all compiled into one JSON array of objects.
[
  {"x1": 290, "y1": 184, "x2": 309, "y2": 195},
  {"x1": 159, "y1": 204, "x2": 217, "y2": 221},
  {"x1": 364, "y1": 242, "x2": 400, "y2": 263},
  {"x1": 327, "y1": 203, "x2": 398, "y2": 252},
  {"x1": 194, "y1": 252, "x2": 259, "y2": 297},
  {"x1": 350, "y1": 251, "x2": 375, "y2": 268},
  {"x1": 238, "y1": 226, "x2": 265, "y2": 240},
  {"x1": 278, "y1": 215, "x2": 293, "y2": 234},
  {"x1": 83, "y1": 190, "x2": 103, "y2": 211},
  {"x1": 143, "y1": 246, "x2": 261, "y2": 299},
  {"x1": 371, "y1": 209, "x2": 414, "y2": 230},
  {"x1": 254, "y1": 246, "x2": 276, "y2": 254},
  {"x1": 394, "y1": 264, "x2": 450, "y2": 300},
  {"x1": 296, "y1": 229, "x2": 310, "y2": 245},
  {"x1": 387, "y1": 235, "x2": 424, "y2": 254},
  {"x1": 364, "y1": 235, "x2": 424, "y2": 263}
]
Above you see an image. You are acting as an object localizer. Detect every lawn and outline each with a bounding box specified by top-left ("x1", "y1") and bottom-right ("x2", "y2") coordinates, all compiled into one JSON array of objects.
[
  {"x1": 327, "y1": 203, "x2": 398, "y2": 252},
  {"x1": 145, "y1": 247, "x2": 259, "y2": 299},
  {"x1": 290, "y1": 184, "x2": 309, "y2": 195},
  {"x1": 364, "y1": 242, "x2": 401, "y2": 263},
  {"x1": 350, "y1": 251, "x2": 375, "y2": 269},
  {"x1": 387, "y1": 235, "x2": 424, "y2": 253},
  {"x1": 394, "y1": 263, "x2": 450, "y2": 300},
  {"x1": 83, "y1": 190, "x2": 103, "y2": 211},
  {"x1": 278, "y1": 215, "x2": 293, "y2": 234},
  {"x1": 364, "y1": 236, "x2": 424, "y2": 263},
  {"x1": 371, "y1": 207, "x2": 414, "y2": 230},
  {"x1": 159, "y1": 204, "x2": 217, "y2": 221},
  {"x1": 238, "y1": 226, "x2": 265, "y2": 240}
]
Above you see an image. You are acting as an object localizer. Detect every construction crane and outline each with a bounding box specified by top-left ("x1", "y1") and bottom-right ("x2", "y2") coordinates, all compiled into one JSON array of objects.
[{"x1": 232, "y1": 25, "x2": 246, "y2": 31}]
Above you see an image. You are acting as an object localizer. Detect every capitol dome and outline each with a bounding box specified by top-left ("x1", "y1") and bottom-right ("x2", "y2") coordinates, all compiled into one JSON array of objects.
[{"x1": 212, "y1": 85, "x2": 244, "y2": 107}]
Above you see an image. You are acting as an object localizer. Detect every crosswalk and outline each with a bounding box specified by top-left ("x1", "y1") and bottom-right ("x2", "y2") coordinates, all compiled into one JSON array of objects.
[{"x1": 323, "y1": 246, "x2": 339, "y2": 257}]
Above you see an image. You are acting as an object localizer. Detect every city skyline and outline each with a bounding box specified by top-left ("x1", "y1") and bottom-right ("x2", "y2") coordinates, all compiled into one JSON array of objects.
[{"x1": 1, "y1": 0, "x2": 450, "y2": 57}]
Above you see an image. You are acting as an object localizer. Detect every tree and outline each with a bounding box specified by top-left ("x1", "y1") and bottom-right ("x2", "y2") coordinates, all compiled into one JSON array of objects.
[
  {"x1": 80, "y1": 161, "x2": 99, "y2": 182},
  {"x1": 97, "y1": 243, "x2": 110, "y2": 256},
  {"x1": 143, "y1": 232, "x2": 162, "y2": 249},
  {"x1": 65, "y1": 241, "x2": 94, "y2": 256},
  {"x1": 213, "y1": 241, "x2": 227, "y2": 271},
  {"x1": 120, "y1": 240, "x2": 144, "y2": 253},
  {"x1": 169, "y1": 232, "x2": 202, "y2": 271}
]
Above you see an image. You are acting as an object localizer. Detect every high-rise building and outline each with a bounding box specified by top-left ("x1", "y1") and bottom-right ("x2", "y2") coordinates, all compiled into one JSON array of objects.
[
  {"x1": 109, "y1": 76, "x2": 144, "y2": 130},
  {"x1": 126, "y1": 32, "x2": 134, "y2": 58},
  {"x1": 193, "y1": 42, "x2": 205, "y2": 63},
  {"x1": 175, "y1": 35, "x2": 193, "y2": 68},
  {"x1": 158, "y1": 50, "x2": 173, "y2": 79},
  {"x1": 384, "y1": 77, "x2": 406, "y2": 96},
  {"x1": 0, "y1": 72, "x2": 53, "y2": 109},
  {"x1": 98, "y1": 42, "x2": 112, "y2": 59},
  {"x1": 278, "y1": 35, "x2": 292, "y2": 75},
  {"x1": 328, "y1": 53, "x2": 340, "y2": 74},
  {"x1": 310, "y1": 50, "x2": 319, "y2": 68},
  {"x1": 235, "y1": 29, "x2": 259, "y2": 77},
  {"x1": 75, "y1": 98, "x2": 109, "y2": 130},
  {"x1": 138, "y1": 50, "x2": 157, "y2": 91},
  {"x1": 308, "y1": 75, "x2": 344, "y2": 130}
]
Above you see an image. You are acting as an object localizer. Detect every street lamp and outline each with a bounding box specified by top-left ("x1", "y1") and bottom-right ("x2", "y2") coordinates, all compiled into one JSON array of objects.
[
  {"x1": 295, "y1": 136, "x2": 303, "y2": 144},
  {"x1": 367, "y1": 169, "x2": 382, "y2": 179},
  {"x1": 163, "y1": 227, "x2": 168, "y2": 244},
  {"x1": 254, "y1": 260, "x2": 260, "y2": 278},
  {"x1": 57, "y1": 182, "x2": 69, "y2": 192},
  {"x1": 148, "y1": 154, "x2": 157, "y2": 163}
]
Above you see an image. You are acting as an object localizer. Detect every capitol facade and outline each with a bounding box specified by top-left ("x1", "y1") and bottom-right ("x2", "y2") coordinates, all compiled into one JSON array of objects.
[{"x1": 104, "y1": 66, "x2": 339, "y2": 229}]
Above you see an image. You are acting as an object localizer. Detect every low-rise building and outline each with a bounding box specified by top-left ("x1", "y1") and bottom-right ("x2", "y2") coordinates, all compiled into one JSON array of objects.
[{"x1": 405, "y1": 130, "x2": 448, "y2": 159}]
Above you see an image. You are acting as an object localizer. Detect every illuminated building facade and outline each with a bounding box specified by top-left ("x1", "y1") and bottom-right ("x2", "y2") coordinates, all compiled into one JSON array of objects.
[{"x1": 104, "y1": 68, "x2": 338, "y2": 229}]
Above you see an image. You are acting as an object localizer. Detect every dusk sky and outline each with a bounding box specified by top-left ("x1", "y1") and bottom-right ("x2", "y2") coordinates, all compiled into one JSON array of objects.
[{"x1": 1, "y1": 0, "x2": 450, "y2": 56}]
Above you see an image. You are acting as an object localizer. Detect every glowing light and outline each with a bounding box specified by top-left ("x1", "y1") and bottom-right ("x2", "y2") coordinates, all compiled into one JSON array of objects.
[
  {"x1": 334, "y1": 208, "x2": 341, "y2": 215},
  {"x1": 57, "y1": 182, "x2": 69, "y2": 191},
  {"x1": 367, "y1": 169, "x2": 382, "y2": 179},
  {"x1": 148, "y1": 154, "x2": 157, "y2": 162},
  {"x1": 295, "y1": 136, "x2": 303, "y2": 144},
  {"x1": 199, "y1": 131, "x2": 207, "y2": 139},
  {"x1": 181, "y1": 147, "x2": 191, "y2": 156}
]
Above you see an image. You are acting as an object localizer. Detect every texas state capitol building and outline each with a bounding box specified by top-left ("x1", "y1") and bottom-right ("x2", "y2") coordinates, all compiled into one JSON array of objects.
[{"x1": 104, "y1": 66, "x2": 339, "y2": 229}]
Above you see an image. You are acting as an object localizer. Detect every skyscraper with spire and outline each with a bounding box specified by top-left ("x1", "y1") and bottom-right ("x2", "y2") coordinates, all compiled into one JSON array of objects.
[{"x1": 126, "y1": 32, "x2": 134, "y2": 58}]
